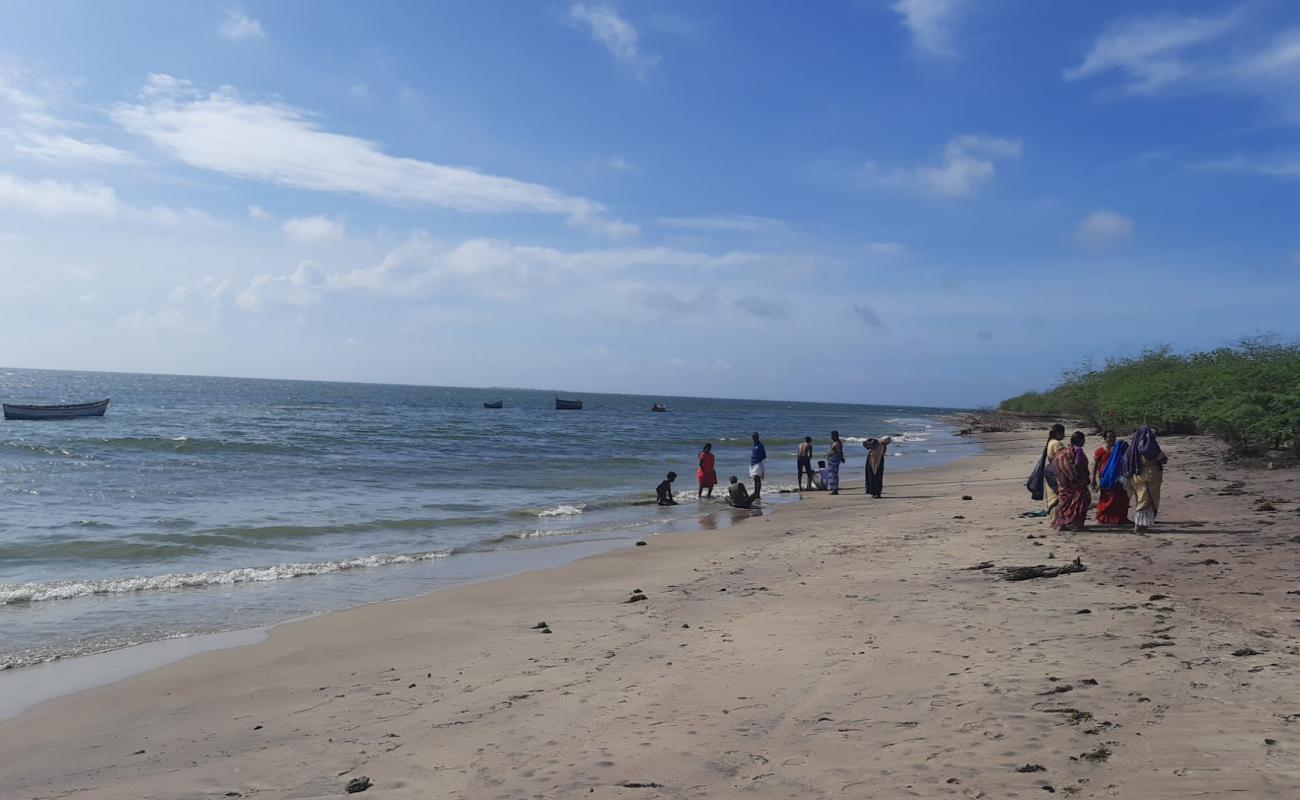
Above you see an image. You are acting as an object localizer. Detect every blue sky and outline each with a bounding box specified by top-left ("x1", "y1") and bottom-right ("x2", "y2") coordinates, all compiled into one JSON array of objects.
[{"x1": 1, "y1": 1, "x2": 1298, "y2": 406}]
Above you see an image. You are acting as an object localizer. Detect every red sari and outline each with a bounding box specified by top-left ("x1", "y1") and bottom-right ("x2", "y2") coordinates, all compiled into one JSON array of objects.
[
  {"x1": 697, "y1": 451, "x2": 717, "y2": 488},
  {"x1": 1053, "y1": 444, "x2": 1091, "y2": 530},
  {"x1": 1093, "y1": 446, "x2": 1132, "y2": 525}
]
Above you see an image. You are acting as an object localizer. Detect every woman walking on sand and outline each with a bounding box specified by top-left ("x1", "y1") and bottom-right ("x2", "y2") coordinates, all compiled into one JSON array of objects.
[
  {"x1": 697, "y1": 443, "x2": 717, "y2": 499},
  {"x1": 1091, "y1": 431, "x2": 1132, "y2": 526},
  {"x1": 863, "y1": 436, "x2": 893, "y2": 498},
  {"x1": 1053, "y1": 431, "x2": 1091, "y2": 532},
  {"x1": 1043, "y1": 424, "x2": 1066, "y2": 514},
  {"x1": 1123, "y1": 425, "x2": 1168, "y2": 533}
]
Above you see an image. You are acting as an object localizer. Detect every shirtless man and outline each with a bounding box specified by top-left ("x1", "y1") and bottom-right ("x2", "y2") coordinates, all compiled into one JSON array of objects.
[
  {"x1": 726, "y1": 475, "x2": 754, "y2": 509},
  {"x1": 797, "y1": 436, "x2": 814, "y2": 490}
]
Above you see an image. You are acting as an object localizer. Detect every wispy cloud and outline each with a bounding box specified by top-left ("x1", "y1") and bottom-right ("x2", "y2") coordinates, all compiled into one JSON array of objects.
[
  {"x1": 657, "y1": 214, "x2": 784, "y2": 232},
  {"x1": 1190, "y1": 154, "x2": 1300, "y2": 179},
  {"x1": 1064, "y1": 13, "x2": 1240, "y2": 93},
  {"x1": 283, "y1": 215, "x2": 346, "y2": 244},
  {"x1": 1, "y1": 65, "x2": 138, "y2": 165},
  {"x1": 113, "y1": 75, "x2": 637, "y2": 238},
  {"x1": 734, "y1": 295, "x2": 789, "y2": 319},
  {"x1": 1072, "y1": 210, "x2": 1134, "y2": 249},
  {"x1": 0, "y1": 172, "x2": 118, "y2": 217},
  {"x1": 0, "y1": 171, "x2": 222, "y2": 228},
  {"x1": 865, "y1": 135, "x2": 1022, "y2": 198},
  {"x1": 568, "y1": 4, "x2": 659, "y2": 78},
  {"x1": 11, "y1": 131, "x2": 137, "y2": 165},
  {"x1": 592, "y1": 154, "x2": 638, "y2": 172},
  {"x1": 892, "y1": 0, "x2": 964, "y2": 58},
  {"x1": 218, "y1": 8, "x2": 267, "y2": 41}
]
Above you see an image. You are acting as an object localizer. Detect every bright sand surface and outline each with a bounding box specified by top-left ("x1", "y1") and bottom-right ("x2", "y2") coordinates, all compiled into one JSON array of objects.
[{"x1": 2, "y1": 432, "x2": 1299, "y2": 799}]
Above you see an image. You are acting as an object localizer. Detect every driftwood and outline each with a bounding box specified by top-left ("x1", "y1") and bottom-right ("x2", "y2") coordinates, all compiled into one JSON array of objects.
[{"x1": 999, "y1": 557, "x2": 1086, "y2": 581}]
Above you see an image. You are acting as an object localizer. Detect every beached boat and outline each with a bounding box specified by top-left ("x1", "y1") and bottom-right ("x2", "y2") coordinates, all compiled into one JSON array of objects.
[
  {"x1": 555, "y1": 398, "x2": 583, "y2": 410},
  {"x1": 3, "y1": 398, "x2": 110, "y2": 420},
  {"x1": 483, "y1": 400, "x2": 503, "y2": 409},
  {"x1": 651, "y1": 404, "x2": 667, "y2": 412}
]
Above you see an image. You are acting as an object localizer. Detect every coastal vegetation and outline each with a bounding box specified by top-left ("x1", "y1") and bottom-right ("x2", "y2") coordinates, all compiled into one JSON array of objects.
[{"x1": 1000, "y1": 337, "x2": 1300, "y2": 456}]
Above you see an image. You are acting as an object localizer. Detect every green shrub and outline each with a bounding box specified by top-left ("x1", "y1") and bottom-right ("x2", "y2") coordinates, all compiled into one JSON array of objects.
[{"x1": 999, "y1": 337, "x2": 1300, "y2": 455}]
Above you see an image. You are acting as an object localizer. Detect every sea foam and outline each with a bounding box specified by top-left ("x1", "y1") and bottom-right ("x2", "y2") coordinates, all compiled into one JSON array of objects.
[{"x1": 0, "y1": 550, "x2": 451, "y2": 605}]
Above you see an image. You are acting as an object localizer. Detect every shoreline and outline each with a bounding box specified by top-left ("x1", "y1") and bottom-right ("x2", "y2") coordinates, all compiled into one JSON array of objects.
[
  {"x1": 3, "y1": 430, "x2": 1297, "y2": 798},
  {"x1": 0, "y1": 421, "x2": 978, "y2": 710}
]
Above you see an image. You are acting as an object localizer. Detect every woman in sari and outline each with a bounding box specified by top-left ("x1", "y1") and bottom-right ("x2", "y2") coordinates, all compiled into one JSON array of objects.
[
  {"x1": 1052, "y1": 431, "x2": 1091, "y2": 531},
  {"x1": 1091, "y1": 430, "x2": 1131, "y2": 526},
  {"x1": 1122, "y1": 426, "x2": 1167, "y2": 532},
  {"x1": 863, "y1": 436, "x2": 893, "y2": 498},
  {"x1": 697, "y1": 443, "x2": 717, "y2": 499},
  {"x1": 1043, "y1": 424, "x2": 1066, "y2": 514}
]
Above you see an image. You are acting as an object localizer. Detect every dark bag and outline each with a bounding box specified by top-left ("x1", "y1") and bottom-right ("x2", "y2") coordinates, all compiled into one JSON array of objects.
[{"x1": 1026, "y1": 449, "x2": 1047, "y2": 501}]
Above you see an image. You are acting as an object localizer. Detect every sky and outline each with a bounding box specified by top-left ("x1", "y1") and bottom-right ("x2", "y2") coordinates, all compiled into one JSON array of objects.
[{"x1": 1, "y1": 0, "x2": 1298, "y2": 407}]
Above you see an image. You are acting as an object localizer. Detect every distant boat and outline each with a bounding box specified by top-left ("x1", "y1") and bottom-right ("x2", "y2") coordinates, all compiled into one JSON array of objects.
[
  {"x1": 555, "y1": 398, "x2": 583, "y2": 411},
  {"x1": 651, "y1": 404, "x2": 667, "y2": 412},
  {"x1": 3, "y1": 398, "x2": 110, "y2": 421},
  {"x1": 483, "y1": 400, "x2": 503, "y2": 409}
]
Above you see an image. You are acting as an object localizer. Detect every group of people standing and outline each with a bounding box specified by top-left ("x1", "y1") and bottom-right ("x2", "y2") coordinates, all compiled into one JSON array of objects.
[
  {"x1": 661, "y1": 431, "x2": 896, "y2": 509},
  {"x1": 1031, "y1": 423, "x2": 1168, "y2": 533}
]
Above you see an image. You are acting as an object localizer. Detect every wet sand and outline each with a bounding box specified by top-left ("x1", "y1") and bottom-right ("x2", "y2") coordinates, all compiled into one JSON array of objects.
[{"x1": 1, "y1": 431, "x2": 1298, "y2": 799}]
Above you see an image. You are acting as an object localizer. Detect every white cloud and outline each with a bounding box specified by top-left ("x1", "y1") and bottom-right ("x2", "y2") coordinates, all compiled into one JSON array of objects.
[
  {"x1": 657, "y1": 214, "x2": 784, "y2": 232},
  {"x1": 1072, "y1": 210, "x2": 1134, "y2": 249},
  {"x1": 864, "y1": 241, "x2": 908, "y2": 255},
  {"x1": 218, "y1": 8, "x2": 266, "y2": 41},
  {"x1": 11, "y1": 131, "x2": 137, "y2": 165},
  {"x1": 112, "y1": 75, "x2": 636, "y2": 238},
  {"x1": 865, "y1": 134, "x2": 1022, "y2": 198},
  {"x1": 237, "y1": 261, "x2": 324, "y2": 311},
  {"x1": 1, "y1": 65, "x2": 139, "y2": 165},
  {"x1": 283, "y1": 215, "x2": 346, "y2": 243},
  {"x1": 1064, "y1": 13, "x2": 1240, "y2": 93},
  {"x1": 248, "y1": 204, "x2": 271, "y2": 220},
  {"x1": 892, "y1": 0, "x2": 964, "y2": 58},
  {"x1": 734, "y1": 295, "x2": 789, "y2": 319},
  {"x1": 330, "y1": 234, "x2": 759, "y2": 299},
  {"x1": 568, "y1": 4, "x2": 659, "y2": 78},
  {"x1": 0, "y1": 172, "x2": 119, "y2": 217}
]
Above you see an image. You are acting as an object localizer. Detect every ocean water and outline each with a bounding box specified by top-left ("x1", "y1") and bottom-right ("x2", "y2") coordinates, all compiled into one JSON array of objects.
[{"x1": 0, "y1": 368, "x2": 977, "y2": 669}]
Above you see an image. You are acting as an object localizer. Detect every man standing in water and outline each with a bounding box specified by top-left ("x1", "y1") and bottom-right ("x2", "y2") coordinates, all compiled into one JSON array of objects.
[
  {"x1": 796, "y1": 436, "x2": 814, "y2": 491},
  {"x1": 749, "y1": 431, "x2": 766, "y2": 499}
]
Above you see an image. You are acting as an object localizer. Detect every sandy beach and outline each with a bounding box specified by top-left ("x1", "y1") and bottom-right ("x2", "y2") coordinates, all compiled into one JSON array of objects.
[{"x1": 3, "y1": 431, "x2": 1299, "y2": 799}]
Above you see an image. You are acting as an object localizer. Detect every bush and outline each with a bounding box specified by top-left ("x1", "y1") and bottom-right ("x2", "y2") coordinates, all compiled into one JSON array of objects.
[{"x1": 999, "y1": 337, "x2": 1300, "y2": 456}]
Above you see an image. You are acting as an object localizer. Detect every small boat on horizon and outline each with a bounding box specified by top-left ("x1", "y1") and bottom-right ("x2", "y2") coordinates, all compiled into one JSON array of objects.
[
  {"x1": 651, "y1": 403, "x2": 667, "y2": 412},
  {"x1": 555, "y1": 398, "x2": 583, "y2": 411},
  {"x1": 3, "y1": 398, "x2": 111, "y2": 421},
  {"x1": 483, "y1": 400, "x2": 504, "y2": 409}
]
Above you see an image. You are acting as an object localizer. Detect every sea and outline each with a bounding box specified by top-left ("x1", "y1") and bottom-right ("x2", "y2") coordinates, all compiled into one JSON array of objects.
[{"x1": 0, "y1": 368, "x2": 978, "y2": 670}]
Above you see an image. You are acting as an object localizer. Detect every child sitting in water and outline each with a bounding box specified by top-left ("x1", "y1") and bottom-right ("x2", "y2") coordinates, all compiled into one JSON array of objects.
[
  {"x1": 656, "y1": 472, "x2": 678, "y2": 505},
  {"x1": 812, "y1": 460, "x2": 829, "y2": 491}
]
